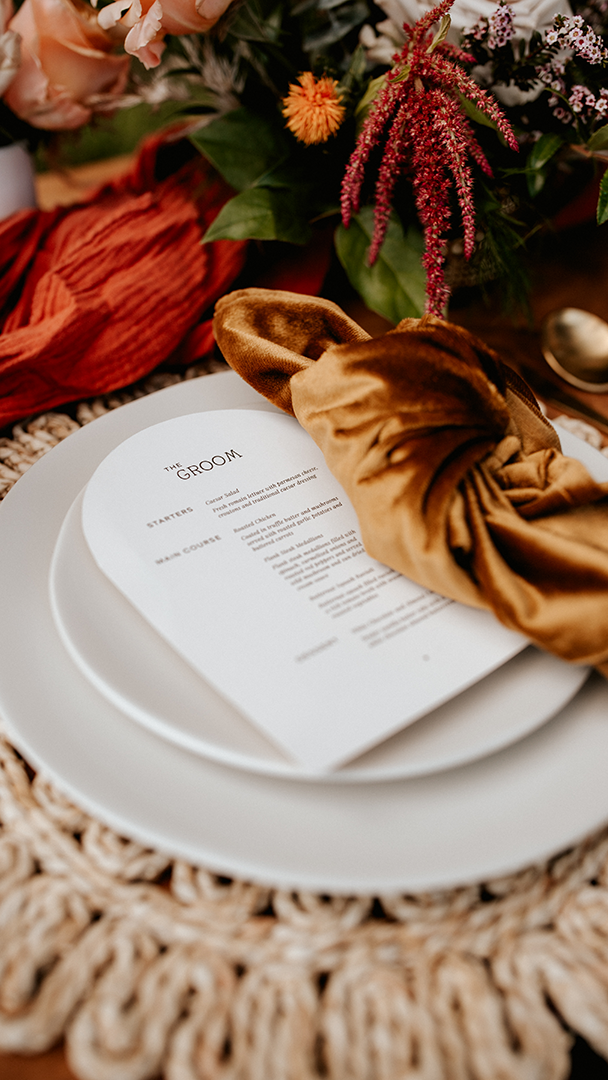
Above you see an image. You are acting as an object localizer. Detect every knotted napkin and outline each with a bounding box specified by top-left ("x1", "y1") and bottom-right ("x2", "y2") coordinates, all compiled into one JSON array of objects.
[{"x1": 214, "y1": 287, "x2": 608, "y2": 673}]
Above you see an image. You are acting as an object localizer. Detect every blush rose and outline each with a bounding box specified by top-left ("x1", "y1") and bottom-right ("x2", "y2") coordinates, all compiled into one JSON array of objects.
[
  {"x1": 0, "y1": 0, "x2": 20, "y2": 97},
  {"x1": 4, "y1": 0, "x2": 129, "y2": 130},
  {"x1": 98, "y1": 0, "x2": 234, "y2": 69}
]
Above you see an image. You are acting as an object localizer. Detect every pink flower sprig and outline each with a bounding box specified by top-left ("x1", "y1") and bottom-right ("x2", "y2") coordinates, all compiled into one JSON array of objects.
[
  {"x1": 340, "y1": 0, "x2": 519, "y2": 316},
  {"x1": 546, "y1": 14, "x2": 608, "y2": 65},
  {"x1": 487, "y1": 1, "x2": 515, "y2": 49}
]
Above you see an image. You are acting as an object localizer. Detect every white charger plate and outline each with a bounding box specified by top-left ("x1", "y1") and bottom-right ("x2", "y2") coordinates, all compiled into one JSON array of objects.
[
  {"x1": 50, "y1": 487, "x2": 586, "y2": 782},
  {"x1": 1, "y1": 371, "x2": 608, "y2": 893}
]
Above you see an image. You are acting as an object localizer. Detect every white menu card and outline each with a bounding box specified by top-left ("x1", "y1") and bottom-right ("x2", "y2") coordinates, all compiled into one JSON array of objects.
[{"x1": 82, "y1": 410, "x2": 526, "y2": 771}]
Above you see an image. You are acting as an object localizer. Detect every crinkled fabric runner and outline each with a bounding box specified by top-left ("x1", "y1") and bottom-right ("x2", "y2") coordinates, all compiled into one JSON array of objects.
[
  {"x1": 3, "y1": 366, "x2": 608, "y2": 1080},
  {"x1": 0, "y1": 137, "x2": 248, "y2": 429}
]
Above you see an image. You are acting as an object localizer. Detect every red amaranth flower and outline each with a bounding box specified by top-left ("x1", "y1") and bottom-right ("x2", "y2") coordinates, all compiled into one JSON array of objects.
[{"x1": 341, "y1": 0, "x2": 518, "y2": 316}]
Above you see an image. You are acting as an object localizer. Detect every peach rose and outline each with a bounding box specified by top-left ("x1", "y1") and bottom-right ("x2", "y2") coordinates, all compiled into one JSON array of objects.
[
  {"x1": 4, "y1": 0, "x2": 129, "y2": 129},
  {"x1": 98, "y1": 0, "x2": 233, "y2": 69},
  {"x1": 0, "y1": 0, "x2": 20, "y2": 97}
]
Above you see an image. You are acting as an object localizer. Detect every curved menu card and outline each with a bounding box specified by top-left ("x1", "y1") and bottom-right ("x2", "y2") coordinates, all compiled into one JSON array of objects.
[{"x1": 82, "y1": 409, "x2": 526, "y2": 772}]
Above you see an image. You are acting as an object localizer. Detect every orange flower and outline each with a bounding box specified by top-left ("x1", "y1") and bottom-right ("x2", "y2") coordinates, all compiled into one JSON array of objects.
[{"x1": 282, "y1": 72, "x2": 345, "y2": 144}]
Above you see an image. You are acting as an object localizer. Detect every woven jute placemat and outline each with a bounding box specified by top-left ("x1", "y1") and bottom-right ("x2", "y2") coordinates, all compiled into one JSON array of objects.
[{"x1": 2, "y1": 364, "x2": 608, "y2": 1080}]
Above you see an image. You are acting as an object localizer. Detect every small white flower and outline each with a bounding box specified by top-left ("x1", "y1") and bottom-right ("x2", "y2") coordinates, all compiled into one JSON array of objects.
[{"x1": 359, "y1": 18, "x2": 403, "y2": 63}]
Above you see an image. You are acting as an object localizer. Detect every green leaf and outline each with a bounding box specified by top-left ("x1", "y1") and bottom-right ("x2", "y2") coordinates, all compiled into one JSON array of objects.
[
  {"x1": 427, "y1": 14, "x2": 451, "y2": 53},
  {"x1": 526, "y1": 132, "x2": 563, "y2": 172},
  {"x1": 335, "y1": 207, "x2": 426, "y2": 324},
  {"x1": 318, "y1": 0, "x2": 353, "y2": 12},
  {"x1": 291, "y1": 0, "x2": 316, "y2": 13},
  {"x1": 190, "y1": 109, "x2": 289, "y2": 192},
  {"x1": 203, "y1": 188, "x2": 311, "y2": 244},
  {"x1": 303, "y1": 0, "x2": 368, "y2": 50},
  {"x1": 339, "y1": 43, "x2": 367, "y2": 97},
  {"x1": 588, "y1": 125, "x2": 608, "y2": 153},
  {"x1": 524, "y1": 133, "x2": 563, "y2": 198},
  {"x1": 526, "y1": 167, "x2": 547, "y2": 198},
  {"x1": 524, "y1": 167, "x2": 544, "y2": 199},
  {"x1": 459, "y1": 94, "x2": 499, "y2": 132},
  {"x1": 227, "y1": 0, "x2": 282, "y2": 42},
  {"x1": 598, "y1": 170, "x2": 608, "y2": 226},
  {"x1": 355, "y1": 74, "x2": 386, "y2": 123}
]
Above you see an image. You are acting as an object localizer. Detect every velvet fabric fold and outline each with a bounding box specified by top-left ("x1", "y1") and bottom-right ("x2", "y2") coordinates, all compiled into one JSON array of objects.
[{"x1": 214, "y1": 287, "x2": 608, "y2": 673}]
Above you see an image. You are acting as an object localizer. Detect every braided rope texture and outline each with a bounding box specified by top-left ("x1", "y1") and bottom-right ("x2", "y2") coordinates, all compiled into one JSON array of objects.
[{"x1": 2, "y1": 367, "x2": 608, "y2": 1079}]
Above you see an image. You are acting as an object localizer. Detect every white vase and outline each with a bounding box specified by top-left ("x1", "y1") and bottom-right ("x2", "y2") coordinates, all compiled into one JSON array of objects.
[{"x1": 0, "y1": 142, "x2": 36, "y2": 219}]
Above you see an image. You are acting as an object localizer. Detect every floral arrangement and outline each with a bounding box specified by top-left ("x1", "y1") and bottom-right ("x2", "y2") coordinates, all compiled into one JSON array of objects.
[{"x1": 1, "y1": 0, "x2": 607, "y2": 320}]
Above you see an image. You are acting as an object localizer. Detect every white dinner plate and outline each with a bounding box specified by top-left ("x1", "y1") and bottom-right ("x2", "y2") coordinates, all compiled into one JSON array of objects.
[
  {"x1": 50, "y1": 487, "x2": 587, "y2": 782},
  {"x1": 1, "y1": 371, "x2": 607, "y2": 893}
]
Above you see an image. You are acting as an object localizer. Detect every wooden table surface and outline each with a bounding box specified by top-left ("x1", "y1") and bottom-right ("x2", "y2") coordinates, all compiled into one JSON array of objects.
[
  {"x1": 3, "y1": 156, "x2": 608, "y2": 1080},
  {"x1": 451, "y1": 219, "x2": 608, "y2": 440}
]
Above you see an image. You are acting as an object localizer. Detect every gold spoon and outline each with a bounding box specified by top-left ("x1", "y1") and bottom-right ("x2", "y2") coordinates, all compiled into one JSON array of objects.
[{"x1": 541, "y1": 308, "x2": 608, "y2": 394}]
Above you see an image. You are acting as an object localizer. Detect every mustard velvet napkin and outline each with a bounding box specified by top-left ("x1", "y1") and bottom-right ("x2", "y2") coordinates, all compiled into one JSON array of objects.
[{"x1": 213, "y1": 288, "x2": 608, "y2": 674}]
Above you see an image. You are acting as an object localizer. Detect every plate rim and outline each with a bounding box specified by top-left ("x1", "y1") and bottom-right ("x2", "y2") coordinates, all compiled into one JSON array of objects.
[
  {"x1": 49, "y1": 485, "x2": 588, "y2": 782},
  {"x1": 0, "y1": 372, "x2": 607, "y2": 893}
]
